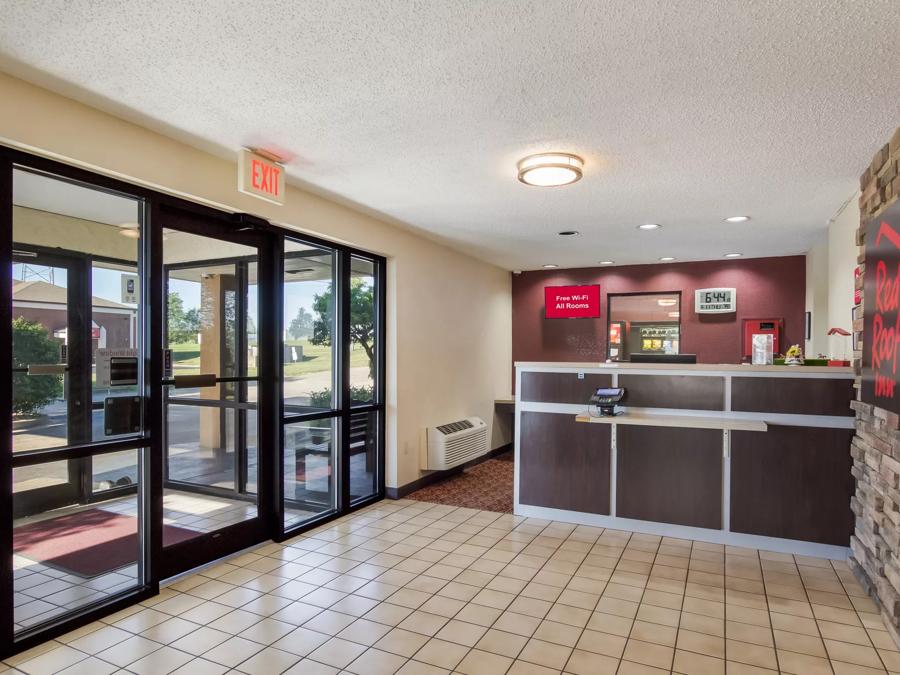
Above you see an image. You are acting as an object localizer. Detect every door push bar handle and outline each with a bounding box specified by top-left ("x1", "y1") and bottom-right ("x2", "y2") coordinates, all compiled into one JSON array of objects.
[
  {"x1": 171, "y1": 373, "x2": 218, "y2": 388},
  {"x1": 26, "y1": 364, "x2": 68, "y2": 375}
]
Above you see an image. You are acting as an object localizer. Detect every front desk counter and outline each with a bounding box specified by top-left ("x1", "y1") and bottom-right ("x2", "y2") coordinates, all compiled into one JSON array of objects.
[{"x1": 514, "y1": 361, "x2": 855, "y2": 558}]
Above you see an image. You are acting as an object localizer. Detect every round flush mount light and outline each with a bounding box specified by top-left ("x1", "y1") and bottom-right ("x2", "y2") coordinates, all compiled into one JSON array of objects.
[
  {"x1": 657, "y1": 299, "x2": 677, "y2": 307},
  {"x1": 542, "y1": 264, "x2": 559, "y2": 269},
  {"x1": 724, "y1": 215, "x2": 750, "y2": 223},
  {"x1": 557, "y1": 230, "x2": 579, "y2": 236},
  {"x1": 598, "y1": 260, "x2": 615, "y2": 265},
  {"x1": 724, "y1": 252, "x2": 743, "y2": 258},
  {"x1": 659, "y1": 256, "x2": 676, "y2": 262},
  {"x1": 517, "y1": 153, "x2": 584, "y2": 187},
  {"x1": 638, "y1": 223, "x2": 662, "y2": 231}
]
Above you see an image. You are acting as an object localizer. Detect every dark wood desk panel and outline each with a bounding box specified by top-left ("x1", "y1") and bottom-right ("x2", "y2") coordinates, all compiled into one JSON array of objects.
[
  {"x1": 616, "y1": 426, "x2": 722, "y2": 528},
  {"x1": 730, "y1": 377, "x2": 854, "y2": 417},
  {"x1": 520, "y1": 371, "x2": 613, "y2": 404},
  {"x1": 731, "y1": 424, "x2": 854, "y2": 546},
  {"x1": 618, "y1": 375, "x2": 725, "y2": 411},
  {"x1": 730, "y1": 425, "x2": 854, "y2": 546},
  {"x1": 519, "y1": 411, "x2": 611, "y2": 514}
]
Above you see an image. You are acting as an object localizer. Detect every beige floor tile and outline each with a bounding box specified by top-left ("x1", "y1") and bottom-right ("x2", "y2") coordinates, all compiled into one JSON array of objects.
[
  {"x1": 493, "y1": 611, "x2": 543, "y2": 637},
  {"x1": 518, "y1": 638, "x2": 572, "y2": 669},
  {"x1": 397, "y1": 610, "x2": 449, "y2": 636},
  {"x1": 456, "y1": 648, "x2": 514, "y2": 675},
  {"x1": 824, "y1": 639, "x2": 885, "y2": 669},
  {"x1": 345, "y1": 647, "x2": 408, "y2": 675},
  {"x1": 307, "y1": 636, "x2": 369, "y2": 669},
  {"x1": 819, "y1": 619, "x2": 875, "y2": 646},
  {"x1": 507, "y1": 659, "x2": 560, "y2": 675},
  {"x1": 395, "y1": 659, "x2": 449, "y2": 675},
  {"x1": 563, "y1": 648, "x2": 619, "y2": 675},
  {"x1": 725, "y1": 620, "x2": 773, "y2": 647},
  {"x1": 631, "y1": 619, "x2": 677, "y2": 647},
  {"x1": 725, "y1": 639, "x2": 778, "y2": 670},
  {"x1": 533, "y1": 619, "x2": 582, "y2": 647},
  {"x1": 575, "y1": 628, "x2": 626, "y2": 658},
  {"x1": 374, "y1": 627, "x2": 430, "y2": 657},
  {"x1": 434, "y1": 618, "x2": 489, "y2": 647},
  {"x1": 680, "y1": 611, "x2": 726, "y2": 638},
  {"x1": 776, "y1": 649, "x2": 834, "y2": 675},
  {"x1": 622, "y1": 638, "x2": 674, "y2": 669},
  {"x1": 677, "y1": 627, "x2": 725, "y2": 659},
  {"x1": 769, "y1": 612, "x2": 819, "y2": 637},
  {"x1": 618, "y1": 660, "x2": 671, "y2": 674},
  {"x1": 412, "y1": 638, "x2": 470, "y2": 669},
  {"x1": 476, "y1": 628, "x2": 529, "y2": 658},
  {"x1": 673, "y1": 648, "x2": 725, "y2": 674}
]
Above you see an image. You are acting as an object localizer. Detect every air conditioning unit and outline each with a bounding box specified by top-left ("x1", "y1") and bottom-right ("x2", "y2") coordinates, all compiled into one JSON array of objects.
[{"x1": 421, "y1": 417, "x2": 488, "y2": 470}]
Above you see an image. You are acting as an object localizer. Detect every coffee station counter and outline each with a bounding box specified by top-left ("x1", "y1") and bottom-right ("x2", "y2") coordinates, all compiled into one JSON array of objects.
[{"x1": 513, "y1": 361, "x2": 855, "y2": 558}]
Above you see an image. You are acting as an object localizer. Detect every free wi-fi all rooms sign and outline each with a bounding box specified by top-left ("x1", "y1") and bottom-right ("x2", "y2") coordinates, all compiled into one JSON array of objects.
[{"x1": 544, "y1": 285, "x2": 601, "y2": 319}]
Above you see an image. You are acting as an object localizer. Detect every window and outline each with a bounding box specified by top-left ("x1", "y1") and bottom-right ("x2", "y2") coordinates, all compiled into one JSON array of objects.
[{"x1": 607, "y1": 292, "x2": 681, "y2": 361}]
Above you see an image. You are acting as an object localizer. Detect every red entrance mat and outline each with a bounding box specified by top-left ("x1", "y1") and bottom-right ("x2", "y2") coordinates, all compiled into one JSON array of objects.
[{"x1": 13, "y1": 508, "x2": 201, "y2": 577}]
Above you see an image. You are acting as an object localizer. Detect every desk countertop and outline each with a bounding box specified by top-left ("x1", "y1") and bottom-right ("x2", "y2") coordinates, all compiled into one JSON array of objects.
[
  {"x1": 575, "y1": 411, "x2": 767, "y2": 432},
  {"x1": 516, "y1": 361, "x2": 853, "y2": 375}
]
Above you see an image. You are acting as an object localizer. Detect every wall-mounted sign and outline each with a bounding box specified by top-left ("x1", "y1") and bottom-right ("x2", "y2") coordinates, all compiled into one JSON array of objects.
[
  {"x1": 238, "y1": 148, "x2": 285, "y2": 205},
  {"x1": 544, "y1": 285, "x2": 600, "y2": 319},
  {"x1": 121, "y1": 274, "x2": 139, "y2": 304},
  {"x1": 854, "y1": 266, "x2": 862, "y2": 305},
  {"x1": 863, "y1": 201, "x2": 900, "y2": 413},
  {"x1": 96, "y1": 348, "x2": 139, "y2": 387},
  {"x1": 695, "y1": 287, "x2": 736, "y2": 313}
]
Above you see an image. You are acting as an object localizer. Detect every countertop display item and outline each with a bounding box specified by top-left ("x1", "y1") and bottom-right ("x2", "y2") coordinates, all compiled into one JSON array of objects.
[
  {"x1": 751, "y1": 333, "x2": 774, "y2": 365},
  {"x1": 784, "y1": 344, "x2": 804, "y2": 366}
]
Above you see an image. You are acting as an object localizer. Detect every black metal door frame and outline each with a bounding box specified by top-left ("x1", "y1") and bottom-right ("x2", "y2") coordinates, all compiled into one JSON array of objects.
[{"x1": 0, "y1": 145, "x2": 386, "y2": 658}]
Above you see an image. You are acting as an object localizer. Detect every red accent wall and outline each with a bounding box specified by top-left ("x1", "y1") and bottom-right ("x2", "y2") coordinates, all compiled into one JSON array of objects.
[{"x1": 513, "y1": 255, "x2": 806, "y2": 371}]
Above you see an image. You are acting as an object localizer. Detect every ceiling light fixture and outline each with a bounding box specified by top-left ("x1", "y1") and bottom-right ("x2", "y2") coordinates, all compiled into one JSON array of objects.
[
  {"x1": 638, "y1": 223, "x2": 661, "y2": 230},
  {"x1": 659, "y1": 256, "x2": 676, "y2": 262},
  {"x1": 598, "y1": 260, "x2": 615, "y2": 266},
  {"x1": 724, "y1": 215, "x2": 750, "y2": 223},
  {"x1": 119, "y1": 229, "x2": 140, "y2": 239},
  {"x1": 724, "y1": 252, "x2": 742, "y2": 258},
  {"x1": 657, "y1": 299, "x2": 677, "y2": 307},
  {"x1": 542, "y1": 264, "x2": 559, "y2": 269},
  {"x1": 668, "y1": 311, "x2": 680, "y2": 318},
  {"x1": 517, "y1": 153, "x2": 584, "y2": 187},
  {"x1": 557, "y1": 230, "x2": 579, "y2": 236}
]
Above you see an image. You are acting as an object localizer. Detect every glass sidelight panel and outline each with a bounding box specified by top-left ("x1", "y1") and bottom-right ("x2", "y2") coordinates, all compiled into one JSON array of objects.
[
  {"x1": 12, "y1": 449, "x2": 144, "y2": 633},
  {"x1": 283, "y1": 241, "x2": 336, "y2": 412},
  {"x1": 283, "y1": 418, "x2": 337, "y2": 530},
  {"x1": 349, "y1": 410, "x2": 379, "y2": 502},
  {"x1": 349, "y1": 257, "x2": 376, "y2": 405}
]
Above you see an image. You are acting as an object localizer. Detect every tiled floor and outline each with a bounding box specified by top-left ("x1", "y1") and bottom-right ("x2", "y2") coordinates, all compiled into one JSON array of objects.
[
  {"x1": 6, "y1": 498, "x2": 899, "y2": 675},
  {"x1": 14, "y1": 491, "x2": 264, "y2": 632}
]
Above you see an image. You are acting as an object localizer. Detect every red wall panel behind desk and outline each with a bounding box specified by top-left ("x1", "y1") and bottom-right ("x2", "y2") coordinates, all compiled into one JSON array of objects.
[{"x1": 512, "y1": 256, "x2": 806, "y2": 373}]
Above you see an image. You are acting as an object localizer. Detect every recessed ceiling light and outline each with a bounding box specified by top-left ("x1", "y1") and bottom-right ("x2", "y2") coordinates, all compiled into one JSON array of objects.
[
  {"x1": 542, "y1": 264, "x2": 559, "y2": 269},
  {"x1": 119, "y1": 228, "x2": 140, "y2": 239},
  {"x1": 659, "y1": 256, "x2": 676, "y2": 262},
  {"x1": 724, "y1": 215, "x2": 750, "y2": 223},
  {"x1": 668, "y1": 311, "x2": 680, "y2": 318},
  {"x1": 557, "y1": 230, "x2": 579, "y2": 236},
  {"x1": 638, "y1": 223, "x2": 661, "y2": 230},
  {"x1": 598, "y1": 260, "x2": 615, "y2": 265},
  {"x1": 517, "y1": 153, "x2": 583, "y2": 187},
  {"x1": 724, "y1": 252, "x2": 742, "y2": 258},
  {"x1": 657, "y1": 299, "x2": 677, "y2": 307}
]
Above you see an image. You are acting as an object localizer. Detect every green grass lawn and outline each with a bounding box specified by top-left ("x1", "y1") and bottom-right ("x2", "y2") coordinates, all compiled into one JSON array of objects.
[{"x1": 170, "y1": 338, "x2": 369, "y2": 376}]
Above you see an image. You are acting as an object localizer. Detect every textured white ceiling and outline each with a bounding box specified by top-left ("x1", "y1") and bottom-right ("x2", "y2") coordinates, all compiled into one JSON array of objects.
[{"x1": 1, "y1": 0, "x2": 899, "y2": 270}]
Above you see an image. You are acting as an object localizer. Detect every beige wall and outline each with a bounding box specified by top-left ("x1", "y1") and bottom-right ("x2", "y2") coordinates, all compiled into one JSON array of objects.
[
  {"x1": 0, "y1": 72, "x2": 513, "y2": 489},
  {"x1": 805, "y1": 193, "x2": 859, "y2": 360}
]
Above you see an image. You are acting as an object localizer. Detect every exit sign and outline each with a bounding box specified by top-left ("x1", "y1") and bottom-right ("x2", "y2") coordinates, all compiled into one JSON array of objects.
[{"x1": 238, "y1": 148, "x2": 285, "y2": 205}]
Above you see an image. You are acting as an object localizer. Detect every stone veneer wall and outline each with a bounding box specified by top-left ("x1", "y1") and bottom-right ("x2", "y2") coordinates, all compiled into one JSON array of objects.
[{"x1": 849, "y1": 125, "x2": 900, "y2": 644}]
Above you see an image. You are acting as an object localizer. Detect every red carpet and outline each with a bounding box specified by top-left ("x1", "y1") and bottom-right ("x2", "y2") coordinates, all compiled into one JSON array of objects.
[
  {"x1": 14, "y1": 509, "x2": 201, "y2": 577},
  {"x1": 407, "y1": 451, "x2": 514, "y2": 513}
]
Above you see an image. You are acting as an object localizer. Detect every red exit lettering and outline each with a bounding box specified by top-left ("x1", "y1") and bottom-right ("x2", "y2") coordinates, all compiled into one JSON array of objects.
[{"x1": 251, "y1": 159, "x2": 281, "y2": 197}]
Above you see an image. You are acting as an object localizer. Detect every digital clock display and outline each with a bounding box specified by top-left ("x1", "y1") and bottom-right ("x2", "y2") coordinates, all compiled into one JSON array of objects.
[{"x1": 695, "y1": 287, "x2": 736, "y2": 314}]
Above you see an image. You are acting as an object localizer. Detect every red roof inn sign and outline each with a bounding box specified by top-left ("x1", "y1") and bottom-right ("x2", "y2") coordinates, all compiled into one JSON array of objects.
[
  {"x1": 863, "y1": 201, "x2": 900, "y2": 413},
  {"x1": 544, "y1": 285, "x2": 601, "y2": 319}
]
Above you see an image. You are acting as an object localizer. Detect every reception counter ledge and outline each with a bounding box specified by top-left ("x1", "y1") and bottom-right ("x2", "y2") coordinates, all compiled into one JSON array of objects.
[{"x1": 514, "y1": 361, "x2": 855, "y2": 559}]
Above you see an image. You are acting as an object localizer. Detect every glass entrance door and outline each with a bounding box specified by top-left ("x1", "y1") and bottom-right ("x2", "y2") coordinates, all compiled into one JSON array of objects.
[
  {"x1": 159, "y1": 212, "x2": 272, "y2": 577},
  {"x1": 9, "y1": 166, "x2": 148, "y2": 638}
]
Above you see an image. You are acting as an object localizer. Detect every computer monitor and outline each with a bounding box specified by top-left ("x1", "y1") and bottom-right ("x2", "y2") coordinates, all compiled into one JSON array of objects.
[{"x1": 629, "y1": 353, "x2": 697, "y2": 364}]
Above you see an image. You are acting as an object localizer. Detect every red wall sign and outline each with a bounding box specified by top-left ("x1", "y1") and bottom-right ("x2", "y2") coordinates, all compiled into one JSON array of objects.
[
  {"x1": 863, "y1": 201, "x2": 900, "y2": 413},
  {"x1": 544, "y1": 285, "x2": 600, "y2": 319}
]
